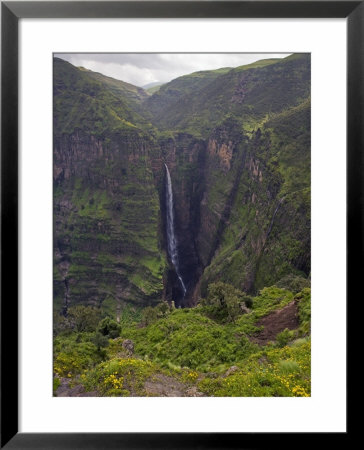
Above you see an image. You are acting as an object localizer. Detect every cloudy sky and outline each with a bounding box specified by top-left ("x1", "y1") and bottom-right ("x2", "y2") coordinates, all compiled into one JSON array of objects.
[{"x1": 55, "y1": 53, "x2": 290, "y2": 87}]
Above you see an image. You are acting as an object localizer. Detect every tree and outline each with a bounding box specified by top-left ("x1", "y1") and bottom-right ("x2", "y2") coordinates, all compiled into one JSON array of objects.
[
  {"x1": 141, "y1": 307, "x2": 157, "y2": 326},
  {"x1": 90, "y1": 332, "x2": 109, "y2": 353},
  {"x1": 141, "y1": 301, "x2": 170, "y2": 326},
  {"x1": 67, "y1": 305, "x2": 102, "y2": 332},
  {"x1": 155, "y1": 301, "x2": 170, "y2": 316},
  {"x1": 206, "y1": 282, "x2": 246, "y2": 322},
  {"x1": 97, "y1": 317, "x2": 121, "y2": 339}
]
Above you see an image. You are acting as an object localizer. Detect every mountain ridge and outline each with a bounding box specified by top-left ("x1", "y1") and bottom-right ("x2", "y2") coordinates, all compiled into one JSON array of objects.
[{"x1": 53, "y1": 53, "x2": 310, "y2": 313}]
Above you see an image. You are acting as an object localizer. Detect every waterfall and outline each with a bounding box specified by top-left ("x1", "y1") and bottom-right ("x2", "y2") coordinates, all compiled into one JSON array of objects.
[{"x1": 164, "y1": 164, "x2": 187, "y2": 296}]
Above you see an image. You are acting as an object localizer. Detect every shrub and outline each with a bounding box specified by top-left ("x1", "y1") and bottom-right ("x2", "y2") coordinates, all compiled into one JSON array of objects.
[
  {"x1": 53, "y1": 312, "x2": 73, "y2": 336},
  {"x1": 276, "y1": 328, "x2": 295, "y2": 347},
  {"x1": 141, "y1": 301, "x2": 170, "y2": 326},
  {"x1": 290, "y1": 337, "x2": 308, "y2": 347},
  {"x1": 278, "y1": 360, "x2": 300, "y2": 374},
  {"x1": 243, "y1": 295, "x2": 253, "y2": 309},
  {"x1": 296, "y1": 288, "x2": 311, "y2": 335},
  {"x1": 124, "y1": 309, "x2": 256, "y2": 371},
  {"x1": 155, "y1": 301, "x2": 170, "y2": 316},
  {"x1": 197, "y1": 340, "x2": 311, "y2": 397},
  {"x1": 90, "y1": 332, "x2": 109, "y2": 353},
  {"x1": 67, "y1": 305, "x2": 102, "y2": 332},
  {"x1": 83, "y1": 358, "x2": 155, "y2": 396},
  {"x1": 206, "y1": 282, "x2": 246, "y2": 322},
  {"x1": 53, "y1": 332, "x2": 107, "y2": 377},
  {"x1": 275, "y1": 275, "x2": 310, "y2": 293},
  {"x1": 141, "y1": 306, "x2": 159, "y2": 326},
  {"x1": 97, "y1": 317, "x2": 121, "y2": 338},
  {"x1": 53, "y1": 377, "x2": 61, "y2": 395}
]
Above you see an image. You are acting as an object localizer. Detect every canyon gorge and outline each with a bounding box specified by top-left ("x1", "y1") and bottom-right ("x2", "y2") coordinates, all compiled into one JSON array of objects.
[{"x1": 53, "y1": 54, "x2": 311, "y2": 315}]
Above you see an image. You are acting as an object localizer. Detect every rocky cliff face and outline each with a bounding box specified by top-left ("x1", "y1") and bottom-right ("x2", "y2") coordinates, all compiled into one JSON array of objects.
[
  {"x1": 199, "y1": 103, "x2": 311, "y2": 296},
  {"x1": 160, "y1": 104, "x2": 310, "y2": 304},
  {"x1": 53, "y1": 128, "x2": 165, "y2": 315},
  {"x1": 54, "y1": 54, "x2": 310, "y2": 313},
  {"x1": 155, "y1": 133, "x2": 207, "y2": 305}
]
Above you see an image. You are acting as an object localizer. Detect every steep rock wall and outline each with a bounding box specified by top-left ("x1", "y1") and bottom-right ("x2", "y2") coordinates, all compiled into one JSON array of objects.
[
  {"x1": 200, "y1": 104, "x2": 311, "y2": 296},
  {"x1": 152, "y1": 133, "x2": 206, "y2": 305},
  {"x1": 54, "y1": 129, "x2": 166, "y2": 315},
  {"x1": 154, "y1": 105, "x2": 310, "y2": 303}
]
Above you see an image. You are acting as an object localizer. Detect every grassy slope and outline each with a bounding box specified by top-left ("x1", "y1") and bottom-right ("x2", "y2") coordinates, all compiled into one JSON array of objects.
[
  {"x1": 54, "y1": 58, "x2": 153, "y2": 137},
  {"x1": 80, "y1": 68, "x2": 149, "y2": 103},
  {"x1": 145, "y1": 66, "x2": 233, "y2": 133},
  {"x1": 54, "y1": 286, "x2": 311, "y2": 397},
  {"x1": 145, "y1": 55, "x2": 310, "y2": 136},
  {"x1": 146, "y1": 85, "x2": 162, "y2": 95}
]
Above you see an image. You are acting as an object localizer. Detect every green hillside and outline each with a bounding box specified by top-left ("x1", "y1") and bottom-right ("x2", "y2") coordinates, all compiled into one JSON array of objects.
[
  {"x1": 145, "y1": 54, "x2": 310, "y2": 136},
  {"x1": 53, "y1": 58, "x2": 153, "y2": 137},
  {"x1": 53, "y1": 54, "x2": 311, "y2": 397},
  {"x1": 81, "y1": 67, "x2": 149, "y2": 103},
  {"x1": 54, "y1": 284, "x2": 311, "y2": 397}
]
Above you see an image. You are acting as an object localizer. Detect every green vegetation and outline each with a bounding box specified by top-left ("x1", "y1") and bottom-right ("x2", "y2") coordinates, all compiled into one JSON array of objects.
[
  {"x1": 82, "y1": 358, "x2": 157, "y2": 396},
  {"x1": 54, "y1": 53, "x2": 310, "y2": 308},
  {"x1": 145, "y1": 54, "x2": 310, "y2": 137},
  {"x1": 198, "y1": 339, "x2": 310, "y2": 397},
  {"x1": 53, "y1": 54, "x2": 311, "y2": 397},
  {"x1": 97, "y1": 317, "x2": 121, "y2": 339},
  {"x1": 296, "y1": 288, "x2": 311, "y2": 335},
  {"x1": 53, "y1": 284, "x2": 310, "y2": 396},
  {"x1": 145, "y1": 84, "x2": 163, "y2": 95},
  {"x1": 202, "y1": 282, "x2": 253, "y2": 323},
  {"x1": 54, "y1": 58, "x2": 152, "y2": 137},
  {"x1": 53, "y1": 58, "x2": 166, "y2": 310},
  {"x1": 199, "y1": 97, "x2": 310, "y2": 294}
]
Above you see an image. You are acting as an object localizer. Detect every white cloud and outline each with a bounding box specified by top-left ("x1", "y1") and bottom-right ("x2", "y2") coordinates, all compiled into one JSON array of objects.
[{"x1": 54, "y1": 53, "x2": 291, "y2": 87}]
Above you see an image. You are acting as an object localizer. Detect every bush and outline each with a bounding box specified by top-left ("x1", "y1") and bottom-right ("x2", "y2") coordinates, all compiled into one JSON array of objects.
[
  {"x1": 53, "y1": 312, "x2": 73, "y2": 336},
  {"x1": 243, "y1": 295, "x2": 253, "y2": 309},
  {"x1": 53, "y1": 377, "x2": 61, "y2": 395},
  {"x1": 97, "y1": 317, "x2": 121, "y2": 339},
  {"x1": 276, "y1": 328, "x2": 295, "y2": 347},
  {"x1": 82, "y1": 358, "x2": 155, "y2": 396},
  {"x1": 206, "y1": 282, "x2": 246, "y2": 322},
  {"x1": 124, "y1": 309, "x2": 256, "y2": 371},
  {"x1": 67, "y1": 305, "x2": 102, "y2": 332},
  {"x1": 90, "y1": 332, "x2": 109, "y2": 353},
  {"x1": 275, "y1": 275, "x2": 310, "y2": 294},
  {"x1": 141, "y1": 301, "x2": 170, "y2": 326},
  {"x1": 278, "y1": 360, "x2": 300, "y2": 374},
  {"x1": 54, "y1": 340, "x2": 101, "y2": 377},
  {"x1": 155, "y1": 301, "x2": 170, "y2": 316},
  {"x1": 141, "y1": 307, "x2": 159, "y2": 326},
  {"x1": 290, "y1": 337, "x2": 308, "y2": 347},
  {"x1": 296, "y1": 288, "x2": 311, "y2": 335},
  {"x1": 198, "y1": 340, "x2": 311, "y2": 397}
]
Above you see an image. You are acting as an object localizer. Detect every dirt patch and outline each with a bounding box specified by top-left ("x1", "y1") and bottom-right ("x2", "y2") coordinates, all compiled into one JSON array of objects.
[
  {"x1": 56, "y1": 373, "x2": 205, "y2": 397},
  {"x1": 144, "y1": 374, "x2": 204, "y2": 397},
  {"x1": 251, "y1": 301, "x2": 299, "y2": 345},
  {"x1": 144, "y1": 374, "x2": 188, "y2": 397}
]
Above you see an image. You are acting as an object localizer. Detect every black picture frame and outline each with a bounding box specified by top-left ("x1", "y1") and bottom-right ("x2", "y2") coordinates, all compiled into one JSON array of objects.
[{"x1": 1, "y1": 1, "x2": 357, "y2": 448}]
